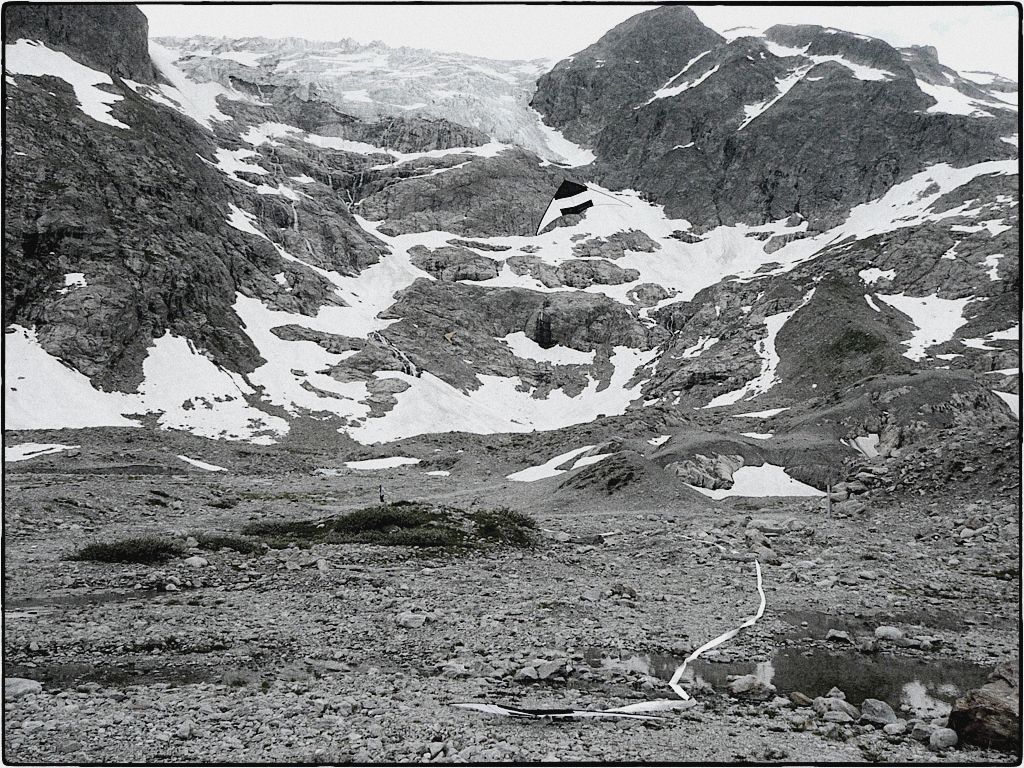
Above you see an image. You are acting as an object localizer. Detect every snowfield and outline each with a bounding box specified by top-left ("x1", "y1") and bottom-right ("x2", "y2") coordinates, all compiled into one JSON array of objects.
[{"x1": 686, "y1": 464, "x2": 824, "y2": 499}]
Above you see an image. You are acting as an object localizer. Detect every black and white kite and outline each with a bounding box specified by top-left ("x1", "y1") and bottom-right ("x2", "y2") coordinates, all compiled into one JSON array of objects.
[{"x1": 536, "y1": 180, "x2": 597, "y2": 235}]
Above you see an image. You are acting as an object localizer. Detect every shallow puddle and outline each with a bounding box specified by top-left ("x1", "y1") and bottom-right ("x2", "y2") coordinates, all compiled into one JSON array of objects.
[
  {"x1": 589, "y1": 648, "x2": 992, "y2": 719},
  {"x1": 5, "y1": 661, "x2": 217, "y2": 689}
]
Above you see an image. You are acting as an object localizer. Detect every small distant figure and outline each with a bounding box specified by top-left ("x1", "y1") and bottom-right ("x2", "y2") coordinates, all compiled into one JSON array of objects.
[{"x1": 379, "y1": 484, "x2": 386, "y2": 505}]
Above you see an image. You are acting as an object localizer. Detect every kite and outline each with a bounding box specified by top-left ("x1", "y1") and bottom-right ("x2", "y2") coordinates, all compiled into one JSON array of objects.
[
  {"x1": 535, "y1": 179, "x2": 635, "y2": 235},
  {"x1": 536, "y1": 180, "x2": 595, "y2": 235}
]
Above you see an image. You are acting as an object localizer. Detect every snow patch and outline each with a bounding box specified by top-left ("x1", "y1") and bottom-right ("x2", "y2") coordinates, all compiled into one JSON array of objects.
[
  {"x1": 962, "y1": 325, "x2": 1019, "y2": 350},
  {"x1": 984, "y1": 254, "x2": 1004, "y2": 281},
  {"x1": 498, "y1": 332, "x2": 595, "y2": 365},
  {"x1": 916, "y1": 80, "x2": 1006, "y2": 117},
  {"x1": 5, "y1": 40, "x2": 129, "y2": 128},
  {"x1": 646, "y1": 64, "x2": 720, "y2": 104},
  {"x1": 5, "y1": 442, "x2": 79, "y2": 462},
  {"x1": 741, "y1": 432, "x2": 773, "y2": 440},
  {"x1": 859, "y1": 268, "x2": 895, "y2": 284},
  {"x1": 738, "y1": 67, "x2": 809, "y2": 130},
  {"x1": 507, "y1": 446, "x2": 595, "y2": 482},
  {"x1": 571, "y1": 453, "x2": 613, "y2": 470},
  {"x1": 874, "y1": 293, "x2": 972, "y2": 360},
  {"x1": 845, "y1": 434, "x2": 880, "y2": 458},
  {"x1": 352, "y1": 346, "x2": 657, "y2": 444},
  {"x1": 4, "y1": 326, "x2": 140, "y2": 430},
  {"x1": 648, "y1": 435, "x2": 671, "y2": 446},
  {"x1": 138, "y1": 333, "x2": 287, "y2": 443},
  {"x1": 530, "y1": 108, "x2": 596, "y2": 166},
  {"x1": 680, "y1": 336, "x2": 719, "y2": 359},
  {"x1": 345, "y1": 457, "x2": 420, "y2": 470},
  {"x1": 992, "y1": 390, "x2": 1019, "y2": 418},
  {"x1": 177, "y1": 455, "x2": 227, "y2": 472},
  {"x1": 735, "y1": 407, "x2": 789, "y2": 418},
  {"x1": 687, "y1": 464, "x2": 823, "y2": 499}
]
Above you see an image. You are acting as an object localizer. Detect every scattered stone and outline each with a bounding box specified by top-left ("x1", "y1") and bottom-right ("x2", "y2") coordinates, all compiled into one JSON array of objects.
[
  {"x1": 883, "y1": 721, "x2": 908, "y2": 736},
  {"x1": 727, "y1": 674, "x2": 777, "y2": 700},
  {"x1": 396, "y1": 612, "x2": 427, "y2": 628},
  {"x1": 183, "y1": 555, "x2": 208, "y2": 567},
  {"x1": 909, "y1": 721, "x2": 935, "y2": 742},
  {"x1": 874, "y1": 626, "x2": 904, "y2": 642},
  {"x1": 860, "y1": 698, "x2": 897, "y2": 726},
  {"x1": 928, "y1": 727, "x2": 958, "y2": 751},
  {"x1": 175, "y1": 720, "x2": 195, "y2": 740},
  {"x1": 5, "y1": 678, "x2": 42, "y2": 700},
  {"x1": 514, "y1": 665, "x2": 539, "y2": 682},
  {"x1": 536, "y1": 660, "x2": 565, "y2": 680},
  {"x1": 789, "y1": 691, "x2": 813, "y2": 707},
  {"x1": 825, "y1": 629, "x2": 854, "y2": 644}
]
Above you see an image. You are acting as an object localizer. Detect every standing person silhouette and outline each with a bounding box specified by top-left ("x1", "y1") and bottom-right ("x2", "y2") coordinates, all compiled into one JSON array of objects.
[{"x1": 379, "y1": 484, "x2": 385, "y2": 505}]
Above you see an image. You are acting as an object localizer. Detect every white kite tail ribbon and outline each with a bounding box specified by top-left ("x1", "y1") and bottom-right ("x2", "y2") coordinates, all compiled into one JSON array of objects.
[{"x1": 668, "y1": 558, "x2": 766, "y2": 700}]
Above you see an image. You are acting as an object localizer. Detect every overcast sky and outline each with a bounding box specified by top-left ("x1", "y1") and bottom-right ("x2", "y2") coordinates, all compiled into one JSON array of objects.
[{"x1": 143, "y1": 3, "x2": 1020, "y2": 78}]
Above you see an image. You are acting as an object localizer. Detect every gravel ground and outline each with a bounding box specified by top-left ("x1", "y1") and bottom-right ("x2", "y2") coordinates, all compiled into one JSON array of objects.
[{"x1": 3, "y1": 429, "x2": 1019, "y2": 763}]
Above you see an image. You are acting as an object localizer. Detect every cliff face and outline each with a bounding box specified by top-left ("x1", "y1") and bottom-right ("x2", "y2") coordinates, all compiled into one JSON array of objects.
[
  {"x1": 531, "y1": 6, "x2": 726, "y2": 146},
  {"x1": 3, "y1": 3, "x2": 158, "y2": 82},
  {"x1": 532, "y1": 13, "x2": 1017, "y2": 230}
]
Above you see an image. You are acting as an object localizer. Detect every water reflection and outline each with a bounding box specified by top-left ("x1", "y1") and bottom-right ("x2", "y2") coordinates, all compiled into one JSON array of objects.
[{"x1": 588, "y1": 648, "x2": 990, "y2": 718}]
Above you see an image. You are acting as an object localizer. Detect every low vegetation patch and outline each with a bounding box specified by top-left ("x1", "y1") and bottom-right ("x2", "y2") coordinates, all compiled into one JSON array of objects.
[
  {"x1": 69, "y1": 536, "x2": 186, "y2": 564},
  {"x1": 242, "y1": 501, "x2": 537, "y2": 550}
]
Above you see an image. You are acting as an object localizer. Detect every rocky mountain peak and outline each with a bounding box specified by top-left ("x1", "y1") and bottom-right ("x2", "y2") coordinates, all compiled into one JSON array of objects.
[
  {"x1": 3, "y1": 3, "x2": 157, "y2": 83},
  {"x1": 530, "y1": 6, "x2": 724, "y2": 145}
]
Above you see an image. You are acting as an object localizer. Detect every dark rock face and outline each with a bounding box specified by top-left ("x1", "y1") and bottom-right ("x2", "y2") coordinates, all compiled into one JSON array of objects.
[
  {"x1": 3, "y1": 4, "x2": 157, "y2": 83},
  {"x1": 408, "y1": 245, "x2": 499, "y2": 282},
  {"x1": 2, "y1": 16, "x2": 388, "y2": 391},
  {"x1": 357, "y1": 149, "x2": 564, "y2": 237},
  {"x1": 531, "y1": 6, "x2": 725, "y2": 146},
  {"x1": 948, "y1": 661, "x2": 1021, "y2": 753},
  {"x1": 532, "y1": 11, "x2": 1015, "y2": 230},
  {"x1": 775, "y1": 274, "x2": 912, "y2": 399}
]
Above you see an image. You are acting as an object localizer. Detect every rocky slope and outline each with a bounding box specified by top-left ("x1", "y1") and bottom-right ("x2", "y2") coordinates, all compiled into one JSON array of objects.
[
  {"x1": 533, "y1": 10, "x2": 1017, "y2": 230},
  {"x1": 2, "y1": 3, "x2": 1019, "y2": 497}
]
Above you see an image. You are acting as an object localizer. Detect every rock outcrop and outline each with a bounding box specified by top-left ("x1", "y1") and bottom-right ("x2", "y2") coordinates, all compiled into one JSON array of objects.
[{"x1": 4, "y1": 4, "x2": 158, "y2": 83}]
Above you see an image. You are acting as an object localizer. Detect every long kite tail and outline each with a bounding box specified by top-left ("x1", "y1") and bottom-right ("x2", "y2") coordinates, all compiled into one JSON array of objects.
[{"x1": 668, "y1": 558, "x2": 766, "y2": 700}]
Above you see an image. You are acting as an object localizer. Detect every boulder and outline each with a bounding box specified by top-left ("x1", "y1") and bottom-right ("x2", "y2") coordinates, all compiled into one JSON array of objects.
[
  {"x1": 860, "y1": 698, "x2": 898, "y2": 726},
  {"x1": 825, "y1": 629, "x2": 854, "y2": 644},
  {"x1": 727, "y1": 674, "x2": 777, "y2": 701},
  {"x1": 948, "y1": 661, "x2": 1020, "y2": 752},
  {"x1": 5, "y1": 678, "x2": 42, "y2": 700}
]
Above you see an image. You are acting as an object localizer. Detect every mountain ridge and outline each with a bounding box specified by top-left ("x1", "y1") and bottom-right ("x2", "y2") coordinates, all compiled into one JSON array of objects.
[{"x1": 3, "y1": 3, "x2": 1018, "y2": 497}]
